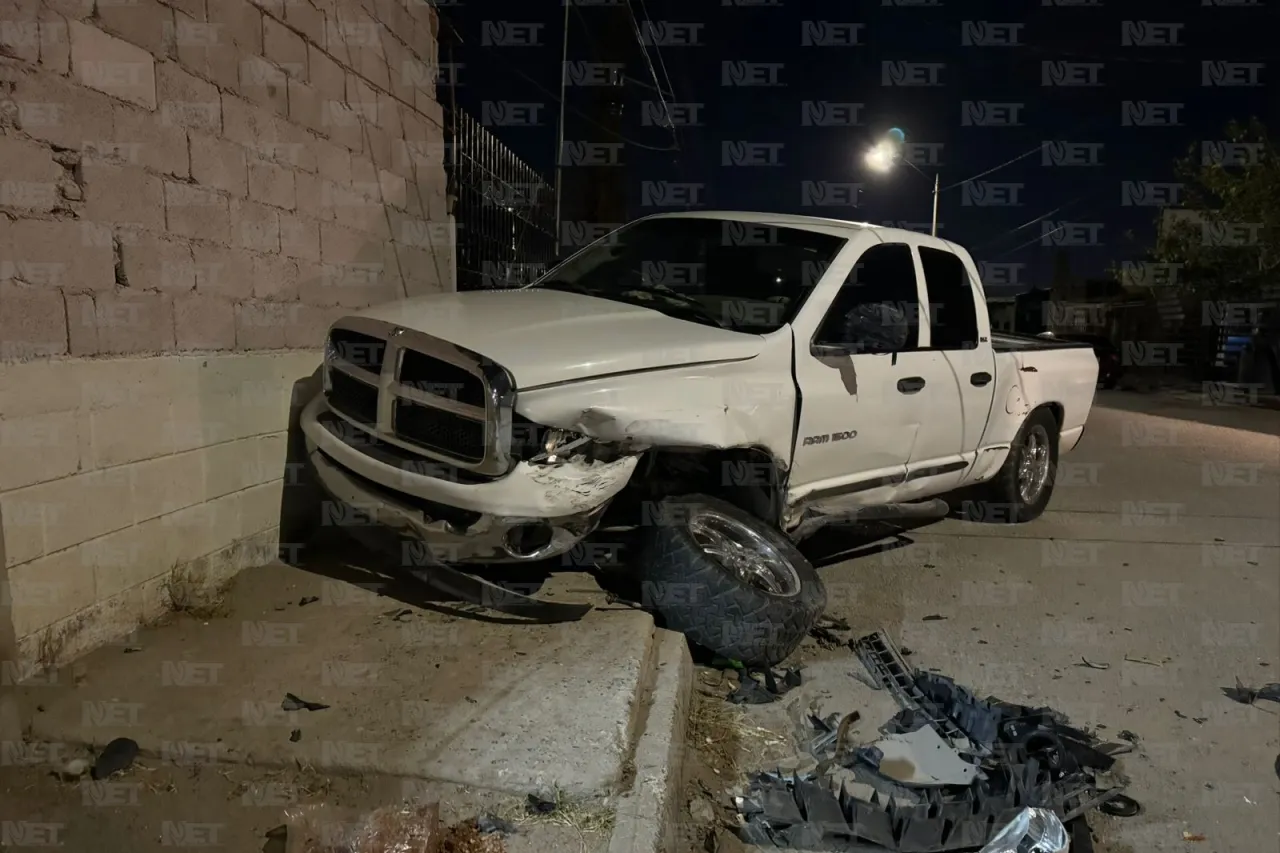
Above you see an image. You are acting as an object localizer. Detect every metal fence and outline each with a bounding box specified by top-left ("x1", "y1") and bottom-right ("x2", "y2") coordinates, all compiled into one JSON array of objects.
[{"x1": 445, "y1": 108, "x2": 558, "y2": 291}]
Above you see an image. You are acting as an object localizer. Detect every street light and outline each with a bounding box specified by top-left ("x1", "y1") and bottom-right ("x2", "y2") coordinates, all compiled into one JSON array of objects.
[{"x1": 861, "y1": 133, "x2": 940, "y2": 237}]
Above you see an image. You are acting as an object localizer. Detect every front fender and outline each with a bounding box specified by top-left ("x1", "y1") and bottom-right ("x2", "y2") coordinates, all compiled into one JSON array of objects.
[{"x1": 514, "y1": 337, "x2": 798, "y2": 465}]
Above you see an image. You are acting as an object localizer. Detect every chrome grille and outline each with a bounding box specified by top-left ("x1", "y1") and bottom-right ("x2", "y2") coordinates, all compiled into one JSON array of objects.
[{"x1": 322, "y1": 317, "x2": 516, "y2": 477}]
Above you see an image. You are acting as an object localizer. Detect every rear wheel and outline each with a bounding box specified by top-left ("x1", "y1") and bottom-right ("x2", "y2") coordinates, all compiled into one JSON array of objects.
[
  {"x1": 636, "y1": 494, "x2": 826, "y2": 667},
  {"x1": 964, "y1": 408, "x2": 1060, "y2": 524}
]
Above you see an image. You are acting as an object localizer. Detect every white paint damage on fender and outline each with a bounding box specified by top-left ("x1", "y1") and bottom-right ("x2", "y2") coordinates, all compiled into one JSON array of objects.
[{"x1": 522, "y1": 455, "x2": 640, "y2": 514}]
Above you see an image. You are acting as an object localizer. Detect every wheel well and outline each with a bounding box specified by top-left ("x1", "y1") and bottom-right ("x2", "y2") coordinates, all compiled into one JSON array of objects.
[
  {"x1": 1038, "y1": 403, "x2": 1064, "y2": 433},
  {"x1": 617, "y1": 446, "x2": 786, "y2": 526}
]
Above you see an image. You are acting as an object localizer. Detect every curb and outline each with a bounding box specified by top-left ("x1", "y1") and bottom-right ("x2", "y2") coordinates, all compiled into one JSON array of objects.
[{"x1": 607, "y1": 629, "x2": 693, "y2": 853}]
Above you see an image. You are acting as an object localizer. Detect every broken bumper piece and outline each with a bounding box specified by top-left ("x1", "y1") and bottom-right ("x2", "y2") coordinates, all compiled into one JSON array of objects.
[{"x1": 734, "y1": 631, "x2": 1134, "y2": 851}]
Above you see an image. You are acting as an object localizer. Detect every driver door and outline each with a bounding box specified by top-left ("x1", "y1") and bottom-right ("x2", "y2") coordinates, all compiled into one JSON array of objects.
[{"x1": 787, "y1": 240, "x2": 942, "y2": 508}]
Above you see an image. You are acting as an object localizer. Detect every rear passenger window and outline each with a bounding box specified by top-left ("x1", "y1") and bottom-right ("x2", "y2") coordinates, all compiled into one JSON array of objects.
[{"x1": 918, "y1": 247, "x2": 979, "y2": 350}]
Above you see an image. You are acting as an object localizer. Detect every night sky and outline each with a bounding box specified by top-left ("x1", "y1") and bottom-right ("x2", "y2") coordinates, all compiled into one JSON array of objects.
[{"x1": 437, "y1": 0, "x2": 1276, "y2": 294}]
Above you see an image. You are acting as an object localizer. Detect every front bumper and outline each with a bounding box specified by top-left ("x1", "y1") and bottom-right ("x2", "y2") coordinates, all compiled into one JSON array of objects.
[{"x1": 301, "y1": 393, "x2": 640, "y2": 563}]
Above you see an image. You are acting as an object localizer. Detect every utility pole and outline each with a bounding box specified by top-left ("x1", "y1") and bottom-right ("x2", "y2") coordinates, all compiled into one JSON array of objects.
[
  {"x1": 931, "y1": 173, "x2": 939, "y2": 237},
  {"x1": 552, "y1": 1, "x2": 569, "y2": 255},
  {"x1": 560, "y1": 2, "x2": 630, "y2": 233}
]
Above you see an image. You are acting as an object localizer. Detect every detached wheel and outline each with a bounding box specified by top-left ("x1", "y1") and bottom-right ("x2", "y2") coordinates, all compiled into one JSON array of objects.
[
  {"x1": 636, "y1": 494, "x2": 826, "y2": 667},
  {"x1": 968, "y1": 408, "x2": 1059, "y2": 524}
]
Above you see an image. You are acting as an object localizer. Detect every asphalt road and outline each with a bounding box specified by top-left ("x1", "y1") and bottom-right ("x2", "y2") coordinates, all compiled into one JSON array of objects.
[{"x1": 807, "y1": 390, "x2": 1280, "y2": 853}]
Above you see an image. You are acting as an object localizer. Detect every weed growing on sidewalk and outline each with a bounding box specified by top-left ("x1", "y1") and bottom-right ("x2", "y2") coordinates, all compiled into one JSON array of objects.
[{"x1": 163, "y1": 562, "x2": 234, "y2": 619}]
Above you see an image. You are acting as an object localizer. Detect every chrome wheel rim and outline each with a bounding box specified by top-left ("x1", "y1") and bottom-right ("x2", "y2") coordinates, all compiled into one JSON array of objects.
[
  {"x1": 687, "y1": 509, "x2": 800, "y2": 597},
  {"x1": 1017, "y1": 424, "x2": 1052, "y2": 505}
]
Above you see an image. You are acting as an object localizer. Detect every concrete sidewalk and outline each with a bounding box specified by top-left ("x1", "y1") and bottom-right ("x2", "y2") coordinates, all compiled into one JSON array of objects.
[{"x1": 15, "y1": 560, "x2": 691, "y2": 852}]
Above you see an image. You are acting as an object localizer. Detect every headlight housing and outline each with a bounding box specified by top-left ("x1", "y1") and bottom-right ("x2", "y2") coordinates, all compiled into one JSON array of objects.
[{"x1": 529, "y1": 428, "x2": 591, "y2": 465}]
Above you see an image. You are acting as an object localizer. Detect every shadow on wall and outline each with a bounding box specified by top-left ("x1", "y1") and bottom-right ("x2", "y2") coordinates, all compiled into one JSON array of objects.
[{"x1": 278, "y1": 366, "x2": 324, "y2": 567}]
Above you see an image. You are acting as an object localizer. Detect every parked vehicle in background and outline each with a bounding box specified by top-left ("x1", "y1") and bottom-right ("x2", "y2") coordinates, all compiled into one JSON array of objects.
[{"x1": 300, "y1": 213, "x2": 1099, "y2": 666}]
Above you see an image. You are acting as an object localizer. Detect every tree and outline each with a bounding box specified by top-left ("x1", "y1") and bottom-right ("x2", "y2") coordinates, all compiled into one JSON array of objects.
[{"x1": 1151, "y1": 118, "x2": 1280, "y2": 298}]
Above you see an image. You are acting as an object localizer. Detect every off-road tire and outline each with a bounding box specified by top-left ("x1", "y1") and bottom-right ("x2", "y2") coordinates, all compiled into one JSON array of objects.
[
  {"x1": 966, "y1": 408, "x2": 1060, "y2": 524},
  {"x1": 636, "y1": 494, "x2": 826, "y2": 667}
]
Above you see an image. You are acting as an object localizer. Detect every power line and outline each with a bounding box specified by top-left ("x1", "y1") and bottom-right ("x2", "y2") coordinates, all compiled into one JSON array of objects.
[{"x1": 623, "y1": 0, "x2": 677, "y2": 150}]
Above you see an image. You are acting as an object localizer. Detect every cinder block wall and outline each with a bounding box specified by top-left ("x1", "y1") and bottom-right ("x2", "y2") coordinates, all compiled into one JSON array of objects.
[{"x1": 0, "y1": 0, "x2": 453, "y2": 673}]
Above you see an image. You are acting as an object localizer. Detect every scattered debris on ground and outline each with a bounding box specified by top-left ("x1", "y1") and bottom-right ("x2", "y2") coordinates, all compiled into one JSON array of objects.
[
  {"x1": 809, "y1": 617, "x2": 853, "y2": 649},
  {"x1": 91, "y1": 737, "x2": 139, "y2": 780},
  {"x1": 727, "y1": 667, "x2": 804, "y2": 705},
  {"x1": 1076, "y1": 657, "x2": 1110, "y2": 671},
  {"x1": 1221, "y1": 678, "x2": 1280, "y2": 706},
  {"x1": 282, "y1": 693, "x2": 331, "y2": 712},
  {"x1": 731, "y1": 630, "x2": 1138, "y2": 851}
]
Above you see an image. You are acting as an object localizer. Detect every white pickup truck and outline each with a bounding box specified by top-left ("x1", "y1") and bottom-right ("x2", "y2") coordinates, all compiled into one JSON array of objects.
[{"x1": 301, "y1": 212, "x2": 1098, "y2": 665}]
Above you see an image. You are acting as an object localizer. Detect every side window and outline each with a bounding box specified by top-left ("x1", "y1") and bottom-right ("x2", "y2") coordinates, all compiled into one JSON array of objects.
[
  {"x1": 918, "y1": 247, "x2": 979, "y2": 350},
  {"x1": 815, "y1": 243, "x2": 920, "y2": 353}
]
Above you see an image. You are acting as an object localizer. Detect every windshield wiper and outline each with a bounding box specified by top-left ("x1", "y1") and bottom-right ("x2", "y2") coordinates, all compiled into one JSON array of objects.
[{"x1": 618, "y1": 284, "x2": 726, "y2": 328}]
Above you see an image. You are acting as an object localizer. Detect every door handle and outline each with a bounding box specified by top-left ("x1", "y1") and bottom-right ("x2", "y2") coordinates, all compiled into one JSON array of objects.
[
  {"x1": 970, "y1": 372, "x2": 992, "y2": 387},
  {"x1": 897, "y1": 376, "x2": 926, "y2": 394}
]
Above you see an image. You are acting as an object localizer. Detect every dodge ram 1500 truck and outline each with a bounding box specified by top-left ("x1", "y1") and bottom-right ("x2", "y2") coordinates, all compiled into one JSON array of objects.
[{"x1": 301, "y1": 212, "x2": 1099, "y2": 665}]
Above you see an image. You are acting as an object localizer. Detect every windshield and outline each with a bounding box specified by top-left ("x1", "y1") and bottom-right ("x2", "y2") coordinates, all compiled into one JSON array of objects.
[{"x1": 528, "y1": 217, "x2": 847, "y2": 333}]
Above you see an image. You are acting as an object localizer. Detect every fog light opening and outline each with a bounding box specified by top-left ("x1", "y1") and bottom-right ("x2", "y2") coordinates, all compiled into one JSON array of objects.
[{"x1": 504, "y1": 522, "x2": 555, "y2": 558}]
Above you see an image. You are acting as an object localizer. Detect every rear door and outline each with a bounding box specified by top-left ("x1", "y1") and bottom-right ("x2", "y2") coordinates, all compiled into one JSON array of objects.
[{"x1": 896, "y1": 244, "x2": 998, "y2": 498}]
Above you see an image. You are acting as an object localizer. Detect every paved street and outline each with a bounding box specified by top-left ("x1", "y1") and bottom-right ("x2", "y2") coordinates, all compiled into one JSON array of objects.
[{"x1": 793, "y1": 390, "x2": 1279, "y2": 852}]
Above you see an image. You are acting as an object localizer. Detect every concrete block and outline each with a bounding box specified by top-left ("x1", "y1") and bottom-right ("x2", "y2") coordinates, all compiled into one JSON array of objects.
[
  {"x1": 357, "y1": 46, "x2": 390, "y2": 94},
  {"x1": 43, "y1": 0, "x2": 94, "y2": 18},
  {"x1": 38, "y1": 11, "x2": 72, "y2": 74},
  {"x1": 286, "y1": 76, "x2": 324, "y2": 132},
  {"x1": 0, "y1": 136, "x2": 62, "y2": 213},
  {"x1": 313, "y1": 139, "x2": 352, "y2": 185},
  {"x1": 68, "y1": 20, "x2": 157, "y2": 109},
  {"x1": 85, "y1": 394, "x2": 173, "y2": 469},
  {"x1": 234, "y1": 301, "x2": 292, "y2": 349},
  {"x1": 12, "y1": 71, "x2": 115, "y2": 151},
  {"x1": 0, "y1": 488, "x2": 44, "y2": 566},
  {"x1": 377, "y1": 168, "x2": 407, "y2": 210},
  {"x1": 230, "y1": 196, "x2": 281, "y2": 252},
  {"x1": 318, "y1": 220, "x2": 371, "y2": 265},
  {"x1": 191, "y1": 241, "x2": 254, "y2": 299},
  {"x1": 202, "y1": 436, "x2": 258, "y2": 500},
  {"x1": 190, "y1": 131, "x2": 250, "y2": 197},
  {"x1": 376, "y1": 91, "x2": 402, "y2": 138},
  {"x1": 248, "y1": 159, "x2": 297, "y2": 210},
  {"x1": 95, "y1": 0, "x2": 175, "y2": 58},
  {"x1": 293, "y1": 170, "x2": 331, "y2": 221},
  {"x1": 238, "y1": 55, "x2": 290, "y2": 116},
  {"x1": 164, "y1": 179, "x2": 231, "y2": 243},
  {"x1": 206, "y1": 0, "x2": 263, "y2": 54},
  {"x1": 0, "y1": 283, "x2": 70, "y2": 361},
  {"x1": 133, "y1": 449, "x2": 206, "y2": 521},
  {"x1": 5, "y1": 547, "x2": 98, "y2": 641},
  {"x1": 321, "y1": 99, "x2": 365, "y2": 152},
  {"x1": 87, "y1": 520, "x2": 169, "y2": 601},
  {"x1": 156, "y1": 59, "x2": 223, "y2": 132},
  {"x1": 269, "y1": 120, "x2": 318, "y2": 173},
  {"x1": 307, "y1": 43, "x2": 345, "y2": 103},
  {"x1": 263, "y1": 15, "x2": 307, "y2": 78},
  {"x1": 251, "y1": 252, "x2": 300, "y2": 301},
  {"x1": 278, "y1": 212, "x2": 320, "y2": 261},
  {"x1": 284, "y1": 0, "x2": 325, "y2": 44},
  {"x1": 82, "y1": 159, "x2": 167, "y2": 233},
  {"x1": 28, "y1": 466, "x2": 137, "y2": 555},
  {"x1": 162, "y1": 0, "x2": 206, "y2": 23},
  {"x1": 173, "y1": 17, "x2": 241, "y2": 91},
  {"x1": 119, "y1": 235, "x2": 195, "y2": 292},
  {"x1": 68, "y1": 291, "x2": 177, "y2": 356},
  {"x1": 174, "y1": 293, "x2": 236, "y2": 350},
  {"x1": 285, "y1": 303, "x2": 344, "y2": 347},
  {"x1": 345, "y1": 72, "x2": 376, "y2": 114},
  {"x1": 0, "y1": 411, "x2": 81, "y2": 492},
  {"x1": 3, "y1": 218, "x2": 116, "y2": 294},
  {"x1": 0, "y1": 0, "x2": 41, "y2": 64},
  {"x1": 112, "y1": 103, "x2": 190, "y2": 177},
  {"x1": 349, "y1": 154, "x2": 377, "y2": 187}
]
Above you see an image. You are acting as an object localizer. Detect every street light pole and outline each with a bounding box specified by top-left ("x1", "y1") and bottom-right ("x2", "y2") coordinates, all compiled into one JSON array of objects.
[
  {"x1": 931, "y1": 173, "x2": 939, "y2": 237},
  {"x1": 552, "y1": 1, "x2": 570, "y2": 258}
]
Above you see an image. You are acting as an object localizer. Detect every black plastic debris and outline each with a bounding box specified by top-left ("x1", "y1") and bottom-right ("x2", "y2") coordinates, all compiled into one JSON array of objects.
[
  {"x1": 91, "y1": 737, "x2": 139, "y2": 780},
  {"x1": 728, "y1": 667, "x2": 803, "y2": 705},
  {"x1": 1222, "y1": 679, "x2": 1280, "y2": 705},
  {"x1": 1274, "y1": 753, "x2": 1279, "y2": 781},
  {"x1": 298, "y1": 596, "x2": 319, "y2": 607},
  {"x1": 282, "y1": 693, "x2": 329, "y2": 712},
  {"x1": 476, "y1": 814, "x2": 517, "y2": 835},
  {"x1": 289, "y1": 729, "x2": 302, "y2": 743},
  {"x1": 810, "y1": 617, "x2": 853, "y2": 649},
  {"x1": 921, "y1": 615, "x2": 947, "y2": 622},
  {"x1": 526, "y1": 793, "x2": 558, "y2": 814},
  {"x1": 735, "y1": 631, "x2": 1137, "y2": 851}
]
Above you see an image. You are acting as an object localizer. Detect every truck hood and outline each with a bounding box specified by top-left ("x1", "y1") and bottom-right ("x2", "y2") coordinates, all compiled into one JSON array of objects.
[{"x1": 352, "y1": 289, "x2": 766, "y2": 388}]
